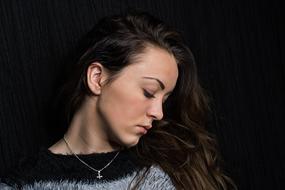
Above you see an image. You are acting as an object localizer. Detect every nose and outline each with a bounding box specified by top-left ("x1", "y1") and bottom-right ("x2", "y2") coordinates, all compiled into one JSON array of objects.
[{"x1": 146, "y1": 99, "x2": 164, "y2": 121}]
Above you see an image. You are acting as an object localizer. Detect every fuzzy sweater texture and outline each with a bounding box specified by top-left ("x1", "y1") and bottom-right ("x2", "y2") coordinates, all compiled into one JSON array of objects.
[{"x1": 0, "y1": 147, "x2": 175, "y2": 190}]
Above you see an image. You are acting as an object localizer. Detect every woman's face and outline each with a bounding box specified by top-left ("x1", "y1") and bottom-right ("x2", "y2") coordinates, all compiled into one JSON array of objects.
[{"x1": 96, "y1": 46, "x2": 178, "y2": 148}]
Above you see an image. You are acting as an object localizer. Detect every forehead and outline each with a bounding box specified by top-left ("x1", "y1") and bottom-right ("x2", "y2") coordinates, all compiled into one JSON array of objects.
[{"x1": 121, "y1": 46, "x2": 179, "y2": 89}]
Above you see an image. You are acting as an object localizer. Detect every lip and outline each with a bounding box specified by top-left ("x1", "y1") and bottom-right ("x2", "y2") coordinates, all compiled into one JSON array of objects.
[
  {"x1": 139, "y1": 125, "x2": 152, "y2": 130},
  {"x1": 137, "y1": 125, "x2": 150, "y2": 134}
]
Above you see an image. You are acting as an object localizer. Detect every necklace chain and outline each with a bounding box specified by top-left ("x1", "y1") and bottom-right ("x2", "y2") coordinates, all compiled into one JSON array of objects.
[{"x1": 63, "y1": 135, "x2": 120, "y2": 179}]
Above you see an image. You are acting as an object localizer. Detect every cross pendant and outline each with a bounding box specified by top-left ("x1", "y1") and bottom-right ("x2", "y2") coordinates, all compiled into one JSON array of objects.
[{"x1": 97, "y1": 171, "x2": 103, "y2": 179}]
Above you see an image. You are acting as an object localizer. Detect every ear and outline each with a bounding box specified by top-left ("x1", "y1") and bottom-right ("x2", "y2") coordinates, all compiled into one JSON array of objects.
[{"x1": 86, "y1": 62, "x2": 109, "y2": 95}]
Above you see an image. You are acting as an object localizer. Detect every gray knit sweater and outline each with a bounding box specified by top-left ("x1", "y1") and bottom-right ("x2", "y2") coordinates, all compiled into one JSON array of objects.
[{"x1": 0, "y1": 147, "x2": 175, "y2": 190}]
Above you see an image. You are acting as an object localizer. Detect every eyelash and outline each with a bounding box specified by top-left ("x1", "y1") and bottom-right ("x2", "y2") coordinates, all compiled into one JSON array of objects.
[{"x1": 143, "y1": 89, "x2": 155, "y2": 99}]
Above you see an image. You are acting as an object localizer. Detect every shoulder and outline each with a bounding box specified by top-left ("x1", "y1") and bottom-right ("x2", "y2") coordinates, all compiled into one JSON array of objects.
[
  {"x1": 0, "y1": 183, "x2": 14, "y2": 189},
  {"x1": 0, "y1": 148, "x2": 45, "y2": 188},
  {"x1": 136, "y1": 165, "x2": 176, "y2": 190}
]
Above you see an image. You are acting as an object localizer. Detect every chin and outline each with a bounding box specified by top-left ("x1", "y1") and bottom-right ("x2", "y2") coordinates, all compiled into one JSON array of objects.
[
  {"x1": 120, "y1": 136, "x2": 141, "y2": 148},
  {"x1": 110, "y1": 130, "x2": 143, "y2": 148}
]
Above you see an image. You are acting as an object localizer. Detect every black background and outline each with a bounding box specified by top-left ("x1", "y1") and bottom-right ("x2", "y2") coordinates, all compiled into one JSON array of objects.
[{"x1": 0, "y1": 0, "x2": 284, "y2": 189}]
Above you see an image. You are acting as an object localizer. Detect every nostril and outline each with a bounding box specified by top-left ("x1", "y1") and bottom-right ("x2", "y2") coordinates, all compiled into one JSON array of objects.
[{"x1": 146, "y1": 100, "x2": 164, "y2": 120}]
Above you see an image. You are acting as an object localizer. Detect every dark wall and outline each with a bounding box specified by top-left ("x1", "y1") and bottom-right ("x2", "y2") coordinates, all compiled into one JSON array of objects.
[{"x1": 0, "y1": 0, "x2": 283, "y2": 189}]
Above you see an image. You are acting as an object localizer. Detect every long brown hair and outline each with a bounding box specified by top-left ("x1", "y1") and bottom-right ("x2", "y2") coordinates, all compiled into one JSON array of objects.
[{"x1": 57, "y1": 10, "x2": 237, "y2": 190}]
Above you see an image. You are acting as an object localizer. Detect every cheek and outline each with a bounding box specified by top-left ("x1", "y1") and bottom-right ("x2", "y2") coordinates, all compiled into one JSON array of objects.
[{"x1": 99, "y1": 86, "x2": 146, "y2": 129}]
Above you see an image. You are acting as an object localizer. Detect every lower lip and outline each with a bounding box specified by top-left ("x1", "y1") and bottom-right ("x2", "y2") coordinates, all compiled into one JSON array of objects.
[{"x1": 137, "y1": 126, "x2": 148, "y2": 134}]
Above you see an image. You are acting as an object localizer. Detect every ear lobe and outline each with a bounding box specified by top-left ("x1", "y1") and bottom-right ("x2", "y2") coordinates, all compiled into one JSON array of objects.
[{"x1": 87, "y1": 62, "x2": 106, "y2": 95}]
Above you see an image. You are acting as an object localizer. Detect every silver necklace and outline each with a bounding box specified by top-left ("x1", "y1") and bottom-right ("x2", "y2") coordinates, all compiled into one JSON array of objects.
[{"x1": 63, "y1": 135, "x2": 120, "y2": 179}]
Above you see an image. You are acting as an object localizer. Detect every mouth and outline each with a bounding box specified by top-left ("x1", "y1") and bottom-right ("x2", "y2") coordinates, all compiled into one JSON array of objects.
[
  {"x1": 137, "y1": 125, "x2": 149, "y2": 134},
  {"x1": 139, "y1": 124, "x2": 152, "y2": 130}
]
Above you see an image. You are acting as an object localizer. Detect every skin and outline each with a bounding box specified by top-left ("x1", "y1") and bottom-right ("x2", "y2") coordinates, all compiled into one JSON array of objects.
[{"x1": 49, "y1": 45, "x2": 179, "y2": 154}]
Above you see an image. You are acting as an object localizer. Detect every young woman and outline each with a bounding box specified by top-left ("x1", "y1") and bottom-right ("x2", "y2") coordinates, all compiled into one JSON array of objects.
[{"x1": 0, "y1": 10, "x2": 236, "y2": 190}]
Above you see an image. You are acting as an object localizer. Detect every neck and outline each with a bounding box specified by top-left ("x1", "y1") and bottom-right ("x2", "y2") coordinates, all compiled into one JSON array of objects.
[{"x1": 62, "y1": 97, "x2": 122, "y2": 154}]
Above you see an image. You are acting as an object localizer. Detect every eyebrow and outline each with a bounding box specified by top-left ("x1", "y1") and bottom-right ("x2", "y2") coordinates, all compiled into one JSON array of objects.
[
  {"x1": 142, "y1": 76, "x2": 165, "y2": 89},
  {"x1": 142, "y1": 76, "x2": 173, "y2": 95}
]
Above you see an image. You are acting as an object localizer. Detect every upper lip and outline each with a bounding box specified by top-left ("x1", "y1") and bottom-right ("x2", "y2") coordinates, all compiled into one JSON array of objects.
[{"x1": 139, "y1": 125, "x2": 152, "y2": 130}]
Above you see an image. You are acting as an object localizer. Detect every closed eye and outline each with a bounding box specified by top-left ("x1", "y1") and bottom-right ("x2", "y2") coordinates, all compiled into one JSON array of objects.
[{"x1": 143, "y1": 89, "x2": 155, "y2": 99}]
